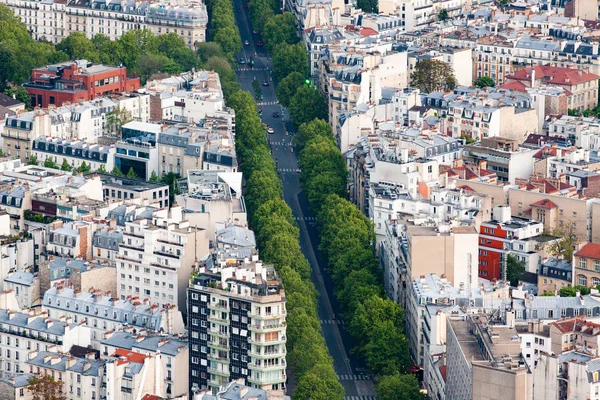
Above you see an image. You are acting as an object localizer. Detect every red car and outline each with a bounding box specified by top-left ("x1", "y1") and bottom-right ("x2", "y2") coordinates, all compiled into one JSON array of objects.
[
  {"x1": 272, "y1": 112, "x2": 280, "y2": 118},
  {"x1": 257, "y1": 40, "x2": 264, "y2": 47}
]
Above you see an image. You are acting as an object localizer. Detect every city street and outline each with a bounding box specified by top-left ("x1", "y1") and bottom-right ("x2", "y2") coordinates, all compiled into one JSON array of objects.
[{"x1": 231, "y1": 3, "x2": 378, "y2": 399}]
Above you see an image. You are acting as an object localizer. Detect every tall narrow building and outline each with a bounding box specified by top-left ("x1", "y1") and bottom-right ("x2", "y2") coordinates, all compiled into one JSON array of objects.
[{"x1": 187, "y1": 255, "x2": 287, "y2": 395}]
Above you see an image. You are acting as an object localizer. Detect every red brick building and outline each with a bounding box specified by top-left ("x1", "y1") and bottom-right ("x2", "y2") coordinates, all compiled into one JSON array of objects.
[
  {"x1": 478, "y1": 205, "x2": 546, "y2": 280},
  {"x1": 24, "y1": 60, "x2": 141, "y2": 108}
]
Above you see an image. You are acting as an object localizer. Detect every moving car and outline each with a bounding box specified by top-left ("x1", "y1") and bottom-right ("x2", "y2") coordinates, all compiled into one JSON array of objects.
[
  {"x1": 244, "y1": 40, "x2": 250, "y2": 46},
  {"x1": 262, "y1": 81, "x2": 270, "y2": 86},
  {"x1": 257, "y1": 40, "x2": 263, "y2": 47},
  {"x1": 272, "y1": 112, "x2": 280, "y2": 118},
  {"x1": 239, "y1": 57, "x2": 246, "y2": 64},
  {"x1": 267, "y1": 126, "x2": 275, "y2": 134}
]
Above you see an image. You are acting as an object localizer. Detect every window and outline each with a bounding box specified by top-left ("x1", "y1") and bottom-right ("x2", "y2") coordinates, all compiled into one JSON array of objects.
[
  {"x1": 580, "y1": 258, "x2": 588, "y2": 269},
  {"x1": 578, "y1": 275, "x2": 588, "y2": 287}
]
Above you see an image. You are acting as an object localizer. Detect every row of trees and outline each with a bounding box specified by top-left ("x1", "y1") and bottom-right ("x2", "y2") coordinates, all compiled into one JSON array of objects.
[
  {"x1": 208, "y1": 1, "x2": 343, "y2": 397},
  {"x1": 206, "y1": 0, "x2": 241, "y2": 59},
  {"x1": 295, "y1": 120, "x2": 423, "y2": 400},
  {"x1": 228, "y1": 90, "x2": 344, "y2": 399}
]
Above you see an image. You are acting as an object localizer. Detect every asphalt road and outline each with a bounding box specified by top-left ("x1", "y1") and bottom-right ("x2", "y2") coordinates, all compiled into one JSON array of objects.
[{"x1": 231, "y1": 4, "x2": 378, "y2": 399}]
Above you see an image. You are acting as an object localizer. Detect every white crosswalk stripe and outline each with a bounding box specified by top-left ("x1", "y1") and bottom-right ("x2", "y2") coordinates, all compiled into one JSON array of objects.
[
  {"x1": 344, "y1": 397, "x2": 378, "y2": 400},
  {"x1": 293, "y1": 216, "x2": 317, "y2": 221},
  {"x1": 338, "y1": 374, "x2": 372, "y2": 381},
  {"x1": 269, "y1": 141, "x2": 292, "y2": 146},
  {"x1": 320, "y1": 319, "x2": 348, "y2": 325},
  {"x1": 256, "y1": 101, "x2": 278, "y2": 105},
  {"x1": 236, "y1": 67, "x2": 268, "y2": 71},
  {"x1": 277, "y1": 168, "x2": 301, "y2": 173}
]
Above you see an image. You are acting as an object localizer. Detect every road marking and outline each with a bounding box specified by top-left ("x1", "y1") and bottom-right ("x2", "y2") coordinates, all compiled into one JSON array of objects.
[
  {"x1": 294, "y1": 216, "x2": 316, "y2": 221},
  {"x1": 277, "y1": 168, "x2": 301, "y2": 173},
  {"x1": 344, "y1": 397, "x2": 378, "y2": 400},
  {"x1": 338, "y1": 374, "x2": 372, "y2": 381},
  {"x1": 256, "y1": 101, "x2": 279, "y2": 105},
  {"x1": 236, "y1": 67, "x2": 267, "y2": 71}
]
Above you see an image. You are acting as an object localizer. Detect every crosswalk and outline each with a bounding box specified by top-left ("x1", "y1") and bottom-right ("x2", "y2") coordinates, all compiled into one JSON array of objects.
[
  {"x1": 338, "y1": 374, "x2": 372, "y2": 381},
  {"x1": 269, "y1": 141, "x2": 292, "y2": 146},
  {"x1": 345, "y1": 396, "x2": 377, "y2": 400},
  {"x1": 237, "y1": 67, "x2": 268, "y2": 71},
  {"x1": 321, "y1": 318, "x2": 347, "y2": 325},
  {"x1": 256, "y1": 101, "x2": 278, "y2": 106},
  {"x1": 277, "y1": 168, "x2": 301, "y2": 173},
  {"x1": 294, "y1": 216, "x2": 316, "y2": 221}
]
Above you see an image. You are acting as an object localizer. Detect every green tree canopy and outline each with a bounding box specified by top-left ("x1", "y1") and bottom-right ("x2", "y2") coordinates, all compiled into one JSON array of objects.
[
  {"x1": 126, "y1": 167, "x2": 138, "y2": 179},
  {"x1": 289, "y1": 86, "x2": 328, "y2": 127},
  {"x1": 411, "y1": 59, "x2": 457, "y2": 93},
  {"x1": 438, "y1": 8, "x2": 449, "y2": 21},
  {"x1": 506, "y1": 254, "x2": 525, "y2": 287},
  {"x1": 196, "y1": 42, "x2": 225, "y2": 64},
  {"x1": 28, "y1": 374, "x2": 66, "y2": 400},
  {"x1": 3, "y1": 85, "x2": 30, "y2": 107},
  {"x1": 277, "y1": 72, "x2": 306, "y2": 108},
  {"x1": 149, "y1": 171, "x2": 159, "y2": 183},
  {"x1": 263, "y1": 13, "x2": 299, "y2": 52},
  {"x1": 273, "y1": 43, "x2": 309, "y2": 82},
  {"x1": 249, "y1": 0, "x2": 275, "y2": 34},
  {"x1": 56, "y1": 32, "x2": 99, "y2": 62},
  {"x1": 43, "y1": 158, "x2": 57, "y2": 169},
  {"x1": 27, "y1": 156, "x2": 39, "y2": 166},
  {"x1": 358, "y1": 0, "x2": 378, "y2": 12},
  {"x1": 61, "y1": 159, "x2": 73, "y2": 172},
  {"x1": 473, "y1": 76, "x2": 496, "y2": 88},
  {"x1": 376, "y1": 373, "x2": 424, "y2": 400}
]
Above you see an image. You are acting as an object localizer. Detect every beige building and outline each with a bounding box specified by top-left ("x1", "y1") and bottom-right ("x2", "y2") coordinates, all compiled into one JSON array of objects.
[
  {"x1": 117, "y1": 206, "x2": 209, "y2": 311},
  {"x1": 2, "y1": 0, "x2": 207, "y2": 48},
  {"x1": 573, "y1": 243, "x2": 600, "y2": 289},
  {"x1": 451, "y1": 179, "x2": 600, "y2": 244},
  {"x1": 2, "y1": 109, "x2": 51, "y2": 163},
  {"x1": 446, "y1": 314, "x2": 531, "y2": 400}
]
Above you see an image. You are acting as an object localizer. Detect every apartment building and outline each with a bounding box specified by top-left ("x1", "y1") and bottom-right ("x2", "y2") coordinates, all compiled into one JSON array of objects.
[
  {"x1": 537, "y1": 258, "x2": 573, "y2": 294},
  {"x1": 514, "y1": 321, "x2": 551, "y2": 371},
  {"x1": 381, "y1": 218, "x2": 479, "y2": 308},
  {"x1": 4, "y1": 271, "x2": 40, "y2": 309},
  {"x1": 176, "y1": 170, "x2": 247, "y2": 239},
  {"x1": 503, "y1": 65, "x2": 599, "y2": 112},
  {"x1": 193, "y1": 378, "x2": 287, "y2": 399},
  {"x1": 187, "y1": 257, "x2": 287, "y2": 393},
  {"x1": 117, "y1": 207, "x2": 209, "y2": 311},
  {"x1": 572, "y1": 243, "x2": 600, "y2": 290},
  {"x1": 42, "y1": 286, "x2": 185, "y2": 346},
  {"x1": 463, "y1": 138, "x2": 537, "y2": 183},
  {"x1": 32, "y1": 137, "x2": 116, "y2": 173},
  {"x1": 446, "y1": 314, "x2": 531, "y2": 400},
  {"x1": 2, "y1": 109, "x2": 51, "y2": 162},
  {"x1": 478, "y1": 205, "x2": 549, "y2": 280},
  {"x1": 0, "y1": 374, "x2": 33, "y2": 400},
  {"x1": 25, "y1": 352, "x2": 105, "y2": 400},
  {"x1": 24, "y1": 60, "x2": 141, "y2": 108},
  {"x1": 473, "y1": 36, "x2": 516, "y2": 86},
  {"x1": 96, "y1": 173, "x2": 170, "y2": 208},
  {"x1": 47, "y1": 220, "x2": 93, "y2": 260},
  {"x1": 0, "y1": 308, "x2": 92, "y2": 377},
  {"x1": 101, "y1": 330, "x2": 189, "y2": 399},
  {"x1": 92, "y1": 228, "x2": 122, "y2": 267},
  {"x1": 445, "y1": 100, "x2": 537, "y2": 143},
  {"x1": 38, "y1": 256, "x2": 116, "y2": 298},
  {"x1": 2, "y1": 0, "x2": 207, "y2": 47}
]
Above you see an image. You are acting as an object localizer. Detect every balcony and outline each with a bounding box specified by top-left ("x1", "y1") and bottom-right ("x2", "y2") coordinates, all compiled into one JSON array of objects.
[
  {"x1": 248, "y1": 311, "x2": 286, "y2": 320},
  {"x1": 121, "y1": 387, "x2": 132, "y2": 394},
  {"x1": 252, "y1": 360, "x2": 286, "y2": 371},
  {"x1": 207, "y1": 353, "x2": 229, "y2": 364},
  {"x1": 247, "y1": 374, "x2": 286, "y2": 385},
  {"x1": 207, "y1": 367, "x2": 230, "y2": 376},
  {"x1": 209, "y1": 329, "x2": 229, "y2": 339},
  {"x1": 208, "y1": 302, "x2": 229, "y2": 312},
  {"x1": 248, "y1": 349, "x2": 285, "y2": 359},
  {"x1": 248, "y1": 322, "x2": 286, "y2": 332},
  {"x1": 208, "y1": 315, "x2": 230, "y2": 325},
  {"x1": 208, "y1": 340, "x2": 230, "y2": 350},
  {"x1": 248, "y1": 336, "x2": 286, "y2": 345}
]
